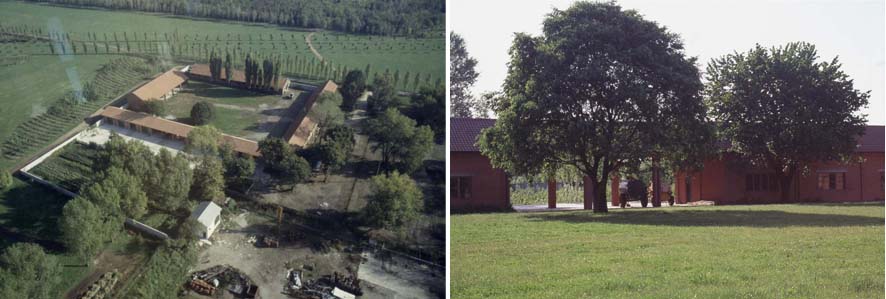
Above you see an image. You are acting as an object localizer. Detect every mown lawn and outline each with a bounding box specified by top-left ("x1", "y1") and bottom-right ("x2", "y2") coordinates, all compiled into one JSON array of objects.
[{"x1": 451, "y1": 203, "x2": 885, "y2": 298}]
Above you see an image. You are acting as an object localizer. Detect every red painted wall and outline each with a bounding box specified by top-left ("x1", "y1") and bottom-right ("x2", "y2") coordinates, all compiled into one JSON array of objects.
[
  {"x1": 451, "y1": 152, "x2": 510, "y2": 212},
  {"x1": 675, "y1": 152, "x2": 885, "y2": 204}
]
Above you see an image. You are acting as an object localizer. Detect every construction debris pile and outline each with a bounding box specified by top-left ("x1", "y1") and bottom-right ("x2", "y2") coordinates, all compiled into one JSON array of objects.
[
  {"x1": 187, "y1": 265, "x2": 260, "y2": 298},
  {"x1": 284, "y1": 268, "x2": 361, "y2": 298},
  {"x1": 78, "y1": 270, "x2": 119, "y2": 299}
]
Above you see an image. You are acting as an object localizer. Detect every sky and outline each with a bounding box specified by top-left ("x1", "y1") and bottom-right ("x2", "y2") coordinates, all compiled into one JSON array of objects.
[{"x1": 450, "y1": 0, "x2": 885, "y2": 124}]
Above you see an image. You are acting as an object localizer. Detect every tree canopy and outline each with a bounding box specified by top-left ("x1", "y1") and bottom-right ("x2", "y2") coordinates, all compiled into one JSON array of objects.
[
  {"x1": 449, "y1": 32, "x2": 479, "y2": 117},
  {"x1": 190, "y1": 101, "x2": 215, "y2": 126},
  {"x1": 705, "y1": 42, "x2": 869, "y2": 201},
  {"x1": 366, "y1": 108, "x2": 433, "y2": 174},
  {"x1": 0, "y1": 243, "x2": 61, "y2": 299},
  {"x1": 340, "y1": 70, "x2": 366, "y2": 111},
  {"x1": 185, "y1": 125, "x2": 222, "y2": 156},
  {"x1": 367, "y1": 73, "x2": 406, "y2": 116},
  {"x1": 406, "y1": 86, "x2": 445, "y2": 138},
  {"x1": 362, "y1": 172, "x2": 422, "y2": 229},
  {"x1": 190, "y1": 156, "x2": 226, "y2": 203},
  {"x1": 478, "y1": 1, "x2": 712, "y2": 212}
]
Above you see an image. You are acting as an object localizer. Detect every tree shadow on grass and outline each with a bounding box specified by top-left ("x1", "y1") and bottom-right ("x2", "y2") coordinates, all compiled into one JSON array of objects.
[
  {"x1": 522, "y1": 208, "x2": 884, "y2": 228},
  {"x1": 0, "y1": 181, "x2": 70, "y2": 243}
]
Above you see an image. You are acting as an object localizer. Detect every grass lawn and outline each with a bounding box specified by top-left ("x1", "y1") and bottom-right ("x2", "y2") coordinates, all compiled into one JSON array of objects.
[
  {"x1": 451, "y1": 203, "x2": 885, "y2": 298},
  {"x1": 165, "y1": 81, "x2": 283, "y2": 138}
]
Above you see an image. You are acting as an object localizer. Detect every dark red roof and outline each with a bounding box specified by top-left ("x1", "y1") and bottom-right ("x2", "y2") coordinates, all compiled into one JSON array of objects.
[
  {"x1": 451, "y1": 118, "x2": 495, "y2": 152},
  {"x1": 857, "y1": 125, "x2": 884, "y2": 152}
]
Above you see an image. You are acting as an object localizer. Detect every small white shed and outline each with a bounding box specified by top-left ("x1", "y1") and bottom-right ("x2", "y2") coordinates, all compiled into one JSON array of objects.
[{"x1": 190, "y1": 201, "x2": 222, "y2": 239}]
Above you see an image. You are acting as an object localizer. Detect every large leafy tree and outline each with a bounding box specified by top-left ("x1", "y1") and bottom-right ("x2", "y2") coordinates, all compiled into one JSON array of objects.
[
  {"x1": 479, "y1": 2, "x2": 712, "y2": 212},
  {"x1": 190, "y1": 156, "x2": 225, "y2": 203},
  {"x1": 449, "y1": 32, "x2": 479, "y2": 117},
  {"x1": 366, "y1": 108, "x2": 434, "y2": 174},
  {"x1": 0, "y1": 243, "x2": 61, "y2": 299},
  {"x1": 185, "y1": 125, "x2": 222, "y2": 156},
  {"x1": 406, "y1": 86, "x2": 445, "y2": 138},
  {"x1": 362, "y1": 172, "x2": 422, "y2": 229},
  {"x1": 340, "y1": 70, "x2": 366, "y2": 111},
  {"x1": 60, "y1": 197, "x2": 113, "y2": 258},
  {"x1": 367, "y1": 73, "x2": 406, "y2": 115},
  {"x1": 706, "y1": 42, "x2": 869, "y2": 201},
  {"x1": 314, "y1": 124, "x2": 355, "y2": 180}
]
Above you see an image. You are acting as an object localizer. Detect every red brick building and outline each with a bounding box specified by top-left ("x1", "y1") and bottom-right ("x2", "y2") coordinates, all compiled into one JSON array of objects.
[
  {"x1": 451, "y1": 118, "x2": 510, "y2": 212},
  {"x1": 674, "y1": 125, "x2": 885, "y2": 204}
]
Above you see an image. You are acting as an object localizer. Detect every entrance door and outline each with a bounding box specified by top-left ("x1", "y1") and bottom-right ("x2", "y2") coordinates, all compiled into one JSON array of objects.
[{"x1": 685, "y1": 176, "x2": 692, "y2": 202}]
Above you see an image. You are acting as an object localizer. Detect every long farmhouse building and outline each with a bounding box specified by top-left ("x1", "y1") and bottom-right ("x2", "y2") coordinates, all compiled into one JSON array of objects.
[
  {"x1": 96, "y1": 65, "x2": 337, "y2": 158},
  {"x1": 451, "y1": 117, "x2": 885, "y2": 212}
]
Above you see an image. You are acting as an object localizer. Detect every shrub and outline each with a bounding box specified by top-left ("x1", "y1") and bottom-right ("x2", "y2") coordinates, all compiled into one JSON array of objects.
[
  {"x1": 190, "y1": 101, "x2": 214, "y2": 125},
  {"x1": 0, "y1": 171, "x2": 11, "y2": 190}
]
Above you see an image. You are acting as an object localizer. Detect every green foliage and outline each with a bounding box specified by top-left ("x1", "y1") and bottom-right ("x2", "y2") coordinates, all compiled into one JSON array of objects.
[
  {"x1": 60, "y1": 197, "x2": 114, "y2": 258},
  {"x1": 449, "y1": 32, "x2": 479, "y2": 117},
  {"x1": 362, "y1": 172, "x2": 422, "y2": 229},
  {"x1": 314, "y1": 124, "x2": 355, "y2": 175},
  {"x1": 310, "y1": 91, "x2": 345, "y2": 126},
  {"x1": 185, "y1": 125, "x2": 222, "y2": 156},
  {"x1": 478, "y1": 1, "x2": 711, "y2": 212},
  {"x1": 340, "y1": 70, "x2": 366, "y2": 111},
  {"x1": 406, "y1": 86, "x2": 445, "y2": 138},
  {"x1": 366, "y1": 108, "x2": 433, "y2": 174},
  {"x1": 0, "y1": 243, "x2": 61, "y2": 299},
  {"x1": 705, "y1": 42, "x2": 869, "y2": 201},
  {"x1": 220, "y1": 145, "x2": 255, "y2": 190},
  {"x1": 0, "y1": 171, "x2": 11, "y2": 190},
  {"x1": 258, "y1": 137, "x2": 291, "y2": 172},
  {"x1": 123, "y1": 241, "x2": 197, "y2": 299},
  {"x1": 278, "y1": 153, "x2": 311, "y2": 187},
  {"x1": 190, "y1": 101, "x2": 215, "y2": 126},
  {"x1": 190, "y1": 156, "x2": 225, "y2": 203},
  {"x1": 367, "y1": 73, "x2": 406, "y2": 115},
  {"x1": 144, "y1": 100, "x2": 167, "y2": 117},
  {"x1": 84, "y1": 167, "x2": 148, "y2": 219}
]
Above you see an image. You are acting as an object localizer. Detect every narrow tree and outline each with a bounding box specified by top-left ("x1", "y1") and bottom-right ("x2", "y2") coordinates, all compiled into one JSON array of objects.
[
  {"x1": 340, "y1": 70, "x2": 366, "y2": 112},
  {"x1": 190, "y1": 156, "x2": 225, "y2": 203}
]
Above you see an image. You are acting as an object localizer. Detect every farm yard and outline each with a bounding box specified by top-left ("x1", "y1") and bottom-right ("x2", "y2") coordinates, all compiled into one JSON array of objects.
[
  {"x1": 451, "y1": 203, "x2": 885, "y2": 299},
  {"x1": 162, "y1": 81, "x2": 304, "y2": 140}
]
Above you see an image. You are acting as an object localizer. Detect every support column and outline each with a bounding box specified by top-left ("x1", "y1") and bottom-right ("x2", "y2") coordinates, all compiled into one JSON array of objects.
[
  {"x1": 547, "y1": 178, "x2": 557, "y2": 209},
  {"x1": 652, "y1": 155, "x2": 662, "y2": 207},
  {"x1": 583, "y1": 176, "x2": 594, "y2": 210},
  {"x1": 610, "y1": 176, "x2": 620, "y2": 207}
]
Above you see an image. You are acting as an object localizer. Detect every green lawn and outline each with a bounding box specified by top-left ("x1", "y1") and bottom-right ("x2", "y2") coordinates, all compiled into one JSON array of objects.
[
  {"x1": 164, "y1": 81, "x2": 280, "y2": 138},
  {"x1": 0, "y1": 2, "x2": 444, "y2": 84},
  {"x1": 452, "y1": 203, "x2": 885, "y2": 298}
]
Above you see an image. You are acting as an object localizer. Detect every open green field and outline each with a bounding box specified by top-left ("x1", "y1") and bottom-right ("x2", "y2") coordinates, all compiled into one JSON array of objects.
[
  {"x1": 0, "y1": 1, "x2": 444, "y2": 85},
  {"x1": 452, "y1": 203, "x2": 885, "y2": 298}
]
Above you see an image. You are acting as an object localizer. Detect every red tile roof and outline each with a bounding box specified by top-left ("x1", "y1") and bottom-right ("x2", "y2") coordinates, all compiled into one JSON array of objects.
[
  {"x1": 284, "y1": 80, "x2": 338, "y2": 147},
  {"x1": 450, "y1": 118, "x2": 496, "y2": 152},
  {"x1": 100, "y1": 107, "x2": 260, "y2": 157},
  {"x1": 130, "y1": 70, "x2": 187, "y2": 102}
]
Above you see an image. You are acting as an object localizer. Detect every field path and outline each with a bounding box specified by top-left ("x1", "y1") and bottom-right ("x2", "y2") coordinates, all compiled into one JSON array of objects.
[{"x1": 305, "y1": 32, "x2": 324, "y2": 62}]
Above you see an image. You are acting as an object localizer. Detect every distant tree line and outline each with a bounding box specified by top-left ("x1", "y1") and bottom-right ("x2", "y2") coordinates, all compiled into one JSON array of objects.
[{"x1": 24, "y1": 0, "x2": 445, "y2": 37}]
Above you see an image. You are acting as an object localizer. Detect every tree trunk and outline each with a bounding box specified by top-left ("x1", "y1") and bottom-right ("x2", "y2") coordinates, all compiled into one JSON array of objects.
[
  {"x1": 778, "y1": 170, "x2": 794, "y2": 203},
  {"x1": 593, "y1": 179, "x2": 608, "y2": 213},
  {"x1": 651, "y1": 156, "x2": 662, "y2": 207}
]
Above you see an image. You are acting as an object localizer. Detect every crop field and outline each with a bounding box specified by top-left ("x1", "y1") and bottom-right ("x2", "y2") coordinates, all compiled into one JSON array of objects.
[
  {"x1": 0, "y1": 2, "x2": 444, "y2": 89},
  {"x1": 29, "y1": 141, "x2": 101, "y2": 194},
  {"x1": 0, "y1": 56, "x2": 150, "y2": 169},
  {"x1": 452, "y1": 203, "x2": 885, "y2": 298}
]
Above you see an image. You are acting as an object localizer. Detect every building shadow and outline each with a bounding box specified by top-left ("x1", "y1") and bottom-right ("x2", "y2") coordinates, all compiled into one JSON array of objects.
[{"x1": 522, "y1": 208, "x2": 884, "y2": 228}]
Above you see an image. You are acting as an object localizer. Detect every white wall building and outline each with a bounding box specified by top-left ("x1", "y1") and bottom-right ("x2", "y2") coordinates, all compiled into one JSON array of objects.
[{"x1": 190, "y1": 201, "x2": 222, "y2": 239}]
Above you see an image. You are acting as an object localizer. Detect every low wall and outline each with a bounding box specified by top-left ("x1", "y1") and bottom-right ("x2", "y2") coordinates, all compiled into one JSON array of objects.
[{"x1": 124, "y1": 218, "x2": 170, "y2": 240}]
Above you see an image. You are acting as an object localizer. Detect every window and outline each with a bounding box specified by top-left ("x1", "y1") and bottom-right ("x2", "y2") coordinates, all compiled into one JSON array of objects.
[
  {"x1": 745, "y1": 173, "x2": 778, "y2": 192},
  {"x1": 817, "y1": 172, "x2": 845, "y2": 191},
  {"x1": 451, "y1": 176, "x2": 472, "y2": 199}
]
